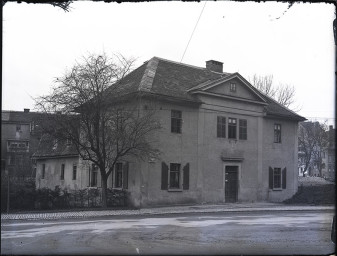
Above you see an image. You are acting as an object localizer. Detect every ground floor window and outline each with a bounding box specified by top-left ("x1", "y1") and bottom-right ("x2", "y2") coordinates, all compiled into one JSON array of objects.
[
  {"x1": 42, "y1": 164, "x2": 46, "y2": 179},
  {"x1": 72, "y1": 164, "x2": 77, "y2": 180},
  {"x1": 91, "y1": 165, "x2": 98, "y2": 187},
  {"x1": 161, "y1": 162, "x2": 190, "y2": 190},
  {"x1": 60, "y1": 164, "x2": 65, "y2": 180},
  {"x1": 269, "y1": 167, "x2": 286, "y2": 190},
  {"x1": 169, "y1": 163, "x2": 181, "y2": 189},
  {"x1": 112, "y1": 162, "x2": 129, "y2": 189}
]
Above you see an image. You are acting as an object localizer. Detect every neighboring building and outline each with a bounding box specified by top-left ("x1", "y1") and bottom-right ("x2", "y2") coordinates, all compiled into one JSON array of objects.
[
  {"x1": 33, "y1": 57, "x2": 306, "y2": 207},
  {"x1": 322, "y1": 125, "x2": 335, "y2": 181},
  {"x1": 1, "y1": 109, "x2": 43, "y2": 178}
]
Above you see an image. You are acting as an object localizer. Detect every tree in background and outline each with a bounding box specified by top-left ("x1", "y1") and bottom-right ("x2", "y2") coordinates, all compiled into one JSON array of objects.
[
  {"x1": 249, "y1": 74, "x2": 298, "y2": 111},
  {"x1": 35, "y1": 53, "x2": 161, "y2": 207},
  {"x1": 298, "y1": 121, "x2": 329, "y2": 177},
  {"x1": 2, "y1": 1, "x2": 73, "y2": 12}
]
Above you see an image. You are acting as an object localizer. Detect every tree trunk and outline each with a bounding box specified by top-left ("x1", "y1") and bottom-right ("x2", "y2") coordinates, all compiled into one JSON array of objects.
[{"x1": 101, "y1": 175, "x2": 108, "y2": 208}]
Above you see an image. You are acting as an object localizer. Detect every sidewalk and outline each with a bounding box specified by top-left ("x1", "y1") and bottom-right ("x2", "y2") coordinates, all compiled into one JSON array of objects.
[{"x1": 1, "y1": 203, "x2": 334, "y2": 221}]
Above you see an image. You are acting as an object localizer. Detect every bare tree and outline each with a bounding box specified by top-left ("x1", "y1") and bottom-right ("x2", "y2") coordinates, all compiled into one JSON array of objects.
[
  {"x1": 35, "y1": 53, "x2": 161, "y2": 207},
  {"x1": 275, "y1": 83, "x2": 296, "y2": 108},
  {"x1": 250, "y1": 74, "x2": 277, "y2": 98},
  {"x1": 298, "y1": 121, "x2": 329, "y2": 176},
  {"x1": 249, "y1": 74, "x2": 299, "y2": 111},
  {"x1": 2, "y1": 1, "x2": 73, "y2": 12}
]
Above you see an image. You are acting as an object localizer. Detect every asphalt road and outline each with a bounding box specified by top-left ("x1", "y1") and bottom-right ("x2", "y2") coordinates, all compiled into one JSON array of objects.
[{"x1": 1, "y1": 210, "x2": 335, "y2": 255}]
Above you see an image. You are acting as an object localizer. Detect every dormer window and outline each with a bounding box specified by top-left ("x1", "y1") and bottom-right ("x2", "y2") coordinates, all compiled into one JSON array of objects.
[{"x1": 230, "y1": 83, "x2": 236, "y2": 92}]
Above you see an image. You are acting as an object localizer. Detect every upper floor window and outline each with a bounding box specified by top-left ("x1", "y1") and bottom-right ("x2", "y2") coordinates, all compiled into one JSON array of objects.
[
  {"x1": 217, "y1": 116, "x2": 226, "y2": 138},
  {"x1": 274, "y1": 124, "x2": 281, "y2": 143},
  {"x1": 228, "y1": 118, "x2": 237, "y2": 139},
  {"x1": 230, "y1": 83, "x2": 236, "y2": 92},
  {"x1": 171, "y1": 110, "x2": 182, "y2": 134},
  {"x1": 239, "y1": 119, "x2": 247, "y2": 140},
  {"x1": 16, "y1": 124, "x2": 21, "y2": 132}
]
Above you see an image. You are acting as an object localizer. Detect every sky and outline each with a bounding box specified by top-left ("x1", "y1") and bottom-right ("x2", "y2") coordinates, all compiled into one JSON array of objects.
[{"x1": 2, "y1": 1, "x2": 336, "y2": 125}]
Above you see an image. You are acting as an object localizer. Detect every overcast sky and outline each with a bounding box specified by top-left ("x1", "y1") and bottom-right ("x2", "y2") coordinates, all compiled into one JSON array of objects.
[{"x1": 2, "y1": 1, "x2": 335, "y2": 125}]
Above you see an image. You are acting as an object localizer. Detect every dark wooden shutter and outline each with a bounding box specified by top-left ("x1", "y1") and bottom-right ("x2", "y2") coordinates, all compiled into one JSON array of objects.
[
  {"x1": 123, "y1": 162, "x2": 129, "y2": 189},
  {"x1": 183, "y1": 163, "x2": 190, "y2": 190},
  {"x1": 282, "y1": 167, "x2": 287, "y2": 189},
  {"x1": 269, "y1": 167, "x2": 274, "y2": 189},
  {"x1": 161, "y1": 162, "x2": 168, "y2": 190}
]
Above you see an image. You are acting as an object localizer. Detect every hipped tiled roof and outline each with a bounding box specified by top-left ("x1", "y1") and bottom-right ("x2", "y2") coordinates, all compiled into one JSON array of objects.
[
  {"x1": 32, "y1": 134, "x2": 79, "y2": 159},
  {"x1": 113, "y1": 56, "x2": 305, "y2": 121}
]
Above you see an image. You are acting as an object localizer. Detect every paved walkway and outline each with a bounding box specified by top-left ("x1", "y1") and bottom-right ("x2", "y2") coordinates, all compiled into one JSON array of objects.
[{"x1": 1, "y1": 203, "x2": 334, "y2": 221}]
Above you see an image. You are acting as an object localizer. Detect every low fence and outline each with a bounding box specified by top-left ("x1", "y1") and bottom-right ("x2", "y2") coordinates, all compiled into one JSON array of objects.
[{"x1": 1, "y1": 176, "x2": 128, "y2": 212}]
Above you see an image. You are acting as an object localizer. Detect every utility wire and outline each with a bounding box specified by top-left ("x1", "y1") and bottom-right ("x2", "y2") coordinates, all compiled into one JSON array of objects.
[{"x1": 180, "y1": 1, "x2": 207, "y2": 63}]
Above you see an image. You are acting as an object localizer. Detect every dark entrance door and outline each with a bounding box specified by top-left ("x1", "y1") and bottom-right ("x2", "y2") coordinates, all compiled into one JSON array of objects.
[{"x1": 225, "y1": 166, "x2": 238, "y2": 203}]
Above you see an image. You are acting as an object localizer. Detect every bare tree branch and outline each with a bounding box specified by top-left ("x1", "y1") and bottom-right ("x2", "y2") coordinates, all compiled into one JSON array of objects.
[
  {"x1": 249, "y1": 74, "x2": 301, "y2": 112},
  {"x1": 34, "y1": 53, "x2": 161, "y2": 207}
]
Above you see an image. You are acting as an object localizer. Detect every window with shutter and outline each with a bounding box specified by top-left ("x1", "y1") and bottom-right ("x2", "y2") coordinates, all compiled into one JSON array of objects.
[
  {"x1": 169, "y1": 163, "x2": 181, "y2": 189},
  {"x1": 269, "y1": 167, "x2": 287, "y2": 190}
]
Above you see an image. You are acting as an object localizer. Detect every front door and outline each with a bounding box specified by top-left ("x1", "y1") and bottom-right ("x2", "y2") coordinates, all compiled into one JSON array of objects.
[{"x1": 225, "y1": 166, "x2": 238, "y2": 203}]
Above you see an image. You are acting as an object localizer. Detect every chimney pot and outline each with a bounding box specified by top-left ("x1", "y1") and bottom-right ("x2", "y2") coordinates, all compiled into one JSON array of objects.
[
  {"x1": 24, "y1": 108, "x2": 30, "y2": 113},
  {"x1": 206, "y1": 60, "x2": 223, "y2": 73}
]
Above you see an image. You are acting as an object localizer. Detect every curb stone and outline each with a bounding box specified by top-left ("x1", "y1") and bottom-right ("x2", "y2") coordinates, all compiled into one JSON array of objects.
[{"x1": 1, "y1": 204, "x2": 334, "y2": 221}]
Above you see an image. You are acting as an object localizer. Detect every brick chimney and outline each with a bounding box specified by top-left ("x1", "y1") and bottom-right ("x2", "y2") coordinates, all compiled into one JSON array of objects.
[
  {"x1": 24, "y1": 108, "x2": 30, "y2": 113},
  {"x1": 206, "y1": 60, "x2": 223, "y2": 73}
]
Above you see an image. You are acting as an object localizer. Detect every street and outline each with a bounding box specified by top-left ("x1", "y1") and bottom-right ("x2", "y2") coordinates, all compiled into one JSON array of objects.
[{"x1": 1, "y1": 210, "x2": 335, "y2": 255}]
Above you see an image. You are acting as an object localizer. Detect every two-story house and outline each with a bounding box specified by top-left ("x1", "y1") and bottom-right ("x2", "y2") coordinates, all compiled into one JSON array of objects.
[
  {"x1": 33, "y1": 57, "x2": 306, "y2": 207},
  {"x1": 1, "y1": 109, "x2": 43, "y2": 178}
]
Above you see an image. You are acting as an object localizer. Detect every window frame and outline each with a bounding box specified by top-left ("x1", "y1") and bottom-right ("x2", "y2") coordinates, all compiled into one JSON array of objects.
[
  {"x1": 217, "y1": 116, "x2": 226, "y2": 138},
  {"x1": 169, "y1": 163, "x2": 181, "y2": 190},
  {"x1": 114, "y1": 163, "x2": 123, "y2": 188},
  {"x1": 230, "y1": 83, "x2": 236, "y2": 92},
  {"x1": 60, "y1": 163, "x2": 65, "y2": 180},
  {"x1": 274, "y1": 123, "x2": 282, "y2": 143},
  {"x1": 269, "y1": 167, "x2": 286, "y2": 190},
  {"x1": 42, "y1": 164, "x2": 46, "y2": 179},
  {"x1": 91, "y1": 165, "x2": 98, "y2": 187},
  {"x1": 72, "y1": 164, "x2": 77, "y2": 180},
  {"x1": 239, "y1": 119, "x2": 247, "y2": 140},
  {"x1": 273, "y1": 168, "x2": 282, "y2": 189},
  {"x1": 171, "y1": 110, "x2": 182, "y2": 134},
  {"x1": 228, "y1": 118, "x2": 237, "y2": 139}
]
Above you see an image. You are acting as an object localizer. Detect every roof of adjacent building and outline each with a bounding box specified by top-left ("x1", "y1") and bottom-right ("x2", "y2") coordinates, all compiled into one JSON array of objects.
[
  {"x1": 1, "y1": 110, "x2": 43, "y2": 124},
  {"x1": 112, "y1": 56, "x2": 306, "y2": 121},
  {"x1": 32, "y1": 134, "x2": 79, "y2": 159}
]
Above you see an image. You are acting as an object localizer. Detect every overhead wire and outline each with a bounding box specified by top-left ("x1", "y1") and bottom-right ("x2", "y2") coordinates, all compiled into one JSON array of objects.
[{"x1": 180, "y1": 1, "x2": 207, "y2": 63}]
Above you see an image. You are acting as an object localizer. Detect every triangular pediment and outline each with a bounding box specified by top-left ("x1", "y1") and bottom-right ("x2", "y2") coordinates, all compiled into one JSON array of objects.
[{"x1": 188, "y1": 73, "x2": 267, "y2": 105}]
